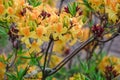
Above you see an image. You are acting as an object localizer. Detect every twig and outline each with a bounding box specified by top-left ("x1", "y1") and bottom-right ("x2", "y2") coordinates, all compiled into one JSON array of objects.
[
  {"x1": 47, "y1": 41, "x2": 54, "y2": 67},
  {"x1": 87, "y1": 41, "x2": 98, "y2": 60},
  {"x1": 42, "y1": 35, "x2": 53, "y2": 79},
  {"x1": 98, "y1": 43, "x2": 105, "y2": 54},
  {"x1": 106, "y1": 39, "x2": 114, "y2": 55},
  {"x1": 96, "y1": 33, "x2": 119, "y2": 43},
  {"x1": 58, "y1": 0, "x2": 65, "y2": 15},
  {"x1": 48, "y1": 36, "x2": 95, "y2": 76},
  {"x1": 4, "y1": 49, "x2": 18, "y2": 80},
  {"x1": 24, "y1": 68, "x2": 42, "y2": 78}
]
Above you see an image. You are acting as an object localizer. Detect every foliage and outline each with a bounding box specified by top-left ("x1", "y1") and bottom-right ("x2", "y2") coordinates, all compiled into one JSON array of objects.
[{"x1": 0, "y1": 0, "x2": 120, "y2": 80}]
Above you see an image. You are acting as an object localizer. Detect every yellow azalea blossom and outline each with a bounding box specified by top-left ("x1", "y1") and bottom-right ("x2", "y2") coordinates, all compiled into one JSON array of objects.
[
  {"x1": 53, "y1": 23, "x2": 67, "y2": 40},
  {"x1": 105, "y1": 0, "x2": 118, "y2": 11},
  {"x1": 40, "y1": 54, "x2": 62, "y2": 68},
  {"x1": 53, "y1": 40, "x2": 66, "y2": 54},
  {"x1": 0, "y1": 0, "x2": 3, "y2": 4},
  {"x1": 114, "y1": 64, "x2": 120, "y2": 74},
  {"x1": 98, "y1": 56, "x2": 120, "y2": 74},
  {"x1": 30, "y1": 10, "x2": 40, "y2": 20},
  {"x1": 80, "y1": 27, "x2": 90, "y2": 42},
  {"x1": 32, "y1": 25, "x2": 49, "y2": 41},
  {"x1": 89, "y1": 0, "x2": 103, "y2": 6},
  {"x1": 69, "y1": 73, "x2": 85, "y2": 80},
  {"x1": 36, "y1": 25, "x2": 46, "y2": 38},
  {"x1": 0, "y1": 62, "x2": 5, "y2": 79},
  {"x1": 7, "y1": 7, "x2": 14, "y2": 14},
  {"x1": 29, "y1": 40, "x2": 42, "y2": 53},
  {"x1": 0, "y1": 4, "x2": 4, "y2": 14},
  {"x1": 106, "y1": 8, "x2": 118, "y2": 22},
  {"x1": 49, "y1": 55, "x2": 62, "y2": 68},
  {"x1": 19, "y1": 26, "x2": 36, "y2": 48}
]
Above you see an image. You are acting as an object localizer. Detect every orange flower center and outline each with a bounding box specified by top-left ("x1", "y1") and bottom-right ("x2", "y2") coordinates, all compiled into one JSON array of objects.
[
  {"x1": 0, "y1": 4, "x2": 4, "y2": 14},
  {"x1": 36, "y1": 27, "x2": 43, "y2": 37},
  {"x1": 22, "y1": 27, "x2": 30, "y2": 37},
  {"x1": 56, "y1": 23, "x2": 62, "y2": 33}
]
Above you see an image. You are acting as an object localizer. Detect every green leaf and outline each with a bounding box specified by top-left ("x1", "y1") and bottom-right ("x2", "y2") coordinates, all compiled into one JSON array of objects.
[
  {"x1": 6, "y1": 53, "x2": 13, "y2": 62},
  {"x1": 20, "y1": 56, "x2": 31, "y2": 59},
  {"x1": 83, "y1": 0, "x2": 94, "y2": 11},
  {"x1": 88, "y1": 21, "x2": 94, "y2": 27},
  {"x1": 68, "y1": 3, "x2": 74, "y2": 16},
  {"x1": 29, "y1": 57, "x2": 38, "y2": 66},
  {"x1": 28, "y1": 0, "x2": 42, "y2": 7},
  {"x1": 6, "y1": 72, "x2": 17, "y2": 80},
  {"x1": 73, "y1": 2, "x2": 77, "y2": 16},
  {"x1": 0, "y1": 26, "x2": 8, "y2": 47},
  {"x1": 82, "y1": 16, "x2": 87, "y2": 23},
  {"x1": 0, "y1": 55, "x2": 7, "y2": 64}
]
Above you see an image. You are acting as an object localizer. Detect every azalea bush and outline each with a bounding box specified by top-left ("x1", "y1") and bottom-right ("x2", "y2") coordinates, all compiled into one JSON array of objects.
[{"x1": 0, "y1": 0, "x2": 120, "y2": 80}]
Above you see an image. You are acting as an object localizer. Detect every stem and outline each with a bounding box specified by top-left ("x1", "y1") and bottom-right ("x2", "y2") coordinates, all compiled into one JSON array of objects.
[
  {"x1": 58, "y1": 0, "x2": 65, "y2": 15},
  {"x1": 48, "y1": 36, "x2": 95, "y2": 76},
  {"x1": 98, "y1": 43, "x2": 105, "y2": 54},
  {"x1": 106, "y1": 39, "x2": 114, "y2": 55},
  {"x1": 42, "y1": 36, "x2": 53, "y2": 79},
  {"x1": 87, "y1": 41, "x2": 98, "y2": 60},
  {"x1": 4, "y1": 49, "x2": 18, "y2": 80},
  {"x1": 96, "y1": 33, "x2": 119, "y2": 43},
  {"x1": 47, "y1": 41, "x2": 54, "y2": 67}
]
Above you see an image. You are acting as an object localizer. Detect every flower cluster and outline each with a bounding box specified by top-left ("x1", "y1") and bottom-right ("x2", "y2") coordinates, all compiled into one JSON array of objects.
[{"x1": 98, "y1": 56, "x2": 120, "y2": 79}]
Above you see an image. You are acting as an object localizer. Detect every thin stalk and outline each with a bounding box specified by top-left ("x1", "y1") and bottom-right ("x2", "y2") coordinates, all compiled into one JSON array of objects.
[
  {"x1": 42, "y1": 37, "x2": 53, "y2": 79},
  {"x1": 87, "y1": 41, "x2": 98, "y2": 60},
  {"x1": 48, "y1": 36, "x2": 95, "y2": 76},
  {"x1": 106, "y1": 39, "x2": 114, "y2": 55},
  {"x1": 47, "y1": 41, "x2": 54, "y2": 67},
  {"x1": 96, "y1": 33, "x2": 119, "y2": 43},
  {"x1": 58, "y1": 0, "x2": 65, "y2": 15},
  {"x1": 4, "y1": 49, "x2": 18, "y2": 80}
]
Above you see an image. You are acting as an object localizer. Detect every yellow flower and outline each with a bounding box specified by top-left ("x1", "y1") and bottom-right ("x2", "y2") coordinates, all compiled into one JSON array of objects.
[
  {"x1": 7, "y1": 7, "x2": 14, "y2": 14},
  {"x1": 105, "y1": 0, "x2": 118, "y2": 11},
  {"x1": 0, "y1": 4, "x2": 4, "y2": 14},
  {"x1": 36, "y1": 26, "x2": 45, "y2": 38},
  {"x1": 0, "y1": 62, "x2": 5, "y2": 79},
  {"x1": 29, "y1": 40, "x2": 42, "y2": 53},
  {"x1": 106, "y1": 8, "x2": 118, "y2": 22},
  {"x1": 98, "y1": 56, "x2": 120, "y2": 74},
  {"x1": 53, "y1": 23, "x2": 67, "y2": 40},
  {"x1": 40, "y1": 54, "x2": 62, "y2": 68},
  {"x1": 21, "y1": 26, "x2": 30, "y2": 37},
  {"x1": 34, "y1": 25, "x2": 48, "y2": 41},
  {"x1": 53, "y1": 40, "x2": 66, "y2": 54},
  {"x1": 20, "y1": 27, "x2": 31, "y2": 47},
  {"x1": 77, "y1": 27, "x2": 90, "y2": 42},
  {"x1": 89, "y1": 0, "x2": 103, "y2": 6},
  {"x1": 69, "y1": 73, "x2": 85, "y2": 80}
]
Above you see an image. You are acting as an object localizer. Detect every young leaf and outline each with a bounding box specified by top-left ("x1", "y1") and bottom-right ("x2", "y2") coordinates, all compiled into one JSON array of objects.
[
  {"x1": 28, "y1": 0, "x2": 41, "y2": 7},
  {"x1": 68, "y1": 3, "x2": 74, "y2": 16},
  {"x1": 0, "y1": 26, "x2": 8, "y2": 47}
]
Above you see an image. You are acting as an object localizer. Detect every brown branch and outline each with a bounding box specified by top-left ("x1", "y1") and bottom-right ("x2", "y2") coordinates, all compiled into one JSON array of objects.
[
  {"x1": 48, "y1": 36, "x2": 95, "y2": 76},
  {"x1": 4, "y1": 49, "x2": 18, "y2": 80},
  {"x1": 58, "y1": 0, "x2": 65, "y2": 15},
  {"x1": 42, "y1": 35, "x2": 53, "y2": 79},
  {"x1": 47, "y1": 41, "x2": 54, "y2": 67},
  {"x1": 106, "y1": 39, "x2": 114, "y2": 55},
  {"x1": 96, "y1": 33, "x2": 119, "y2": 43}
]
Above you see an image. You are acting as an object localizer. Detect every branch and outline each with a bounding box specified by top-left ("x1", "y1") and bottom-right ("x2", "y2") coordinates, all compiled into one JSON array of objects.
[
  {"x1": 58, "y1": 0, "x2": 65, "y2": 15},
  {"x1": 48, "y1": 36, "x2": 95, "y2": 76},
  {"x1": 96, "y1": 33, "x2": 119, "y2": 43},
  {"x1": 47, "y1": 41, "x2": 54, "y2": 67},
  {"x1": 42, "y1": 35, "x2": 53, "y2": 78},
  {"x1": 4, "y1": 49, "x2": 18, "y2": 80},
  {"x1": 106, "y1": 39, "x2": 114, "y2": 55}
]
